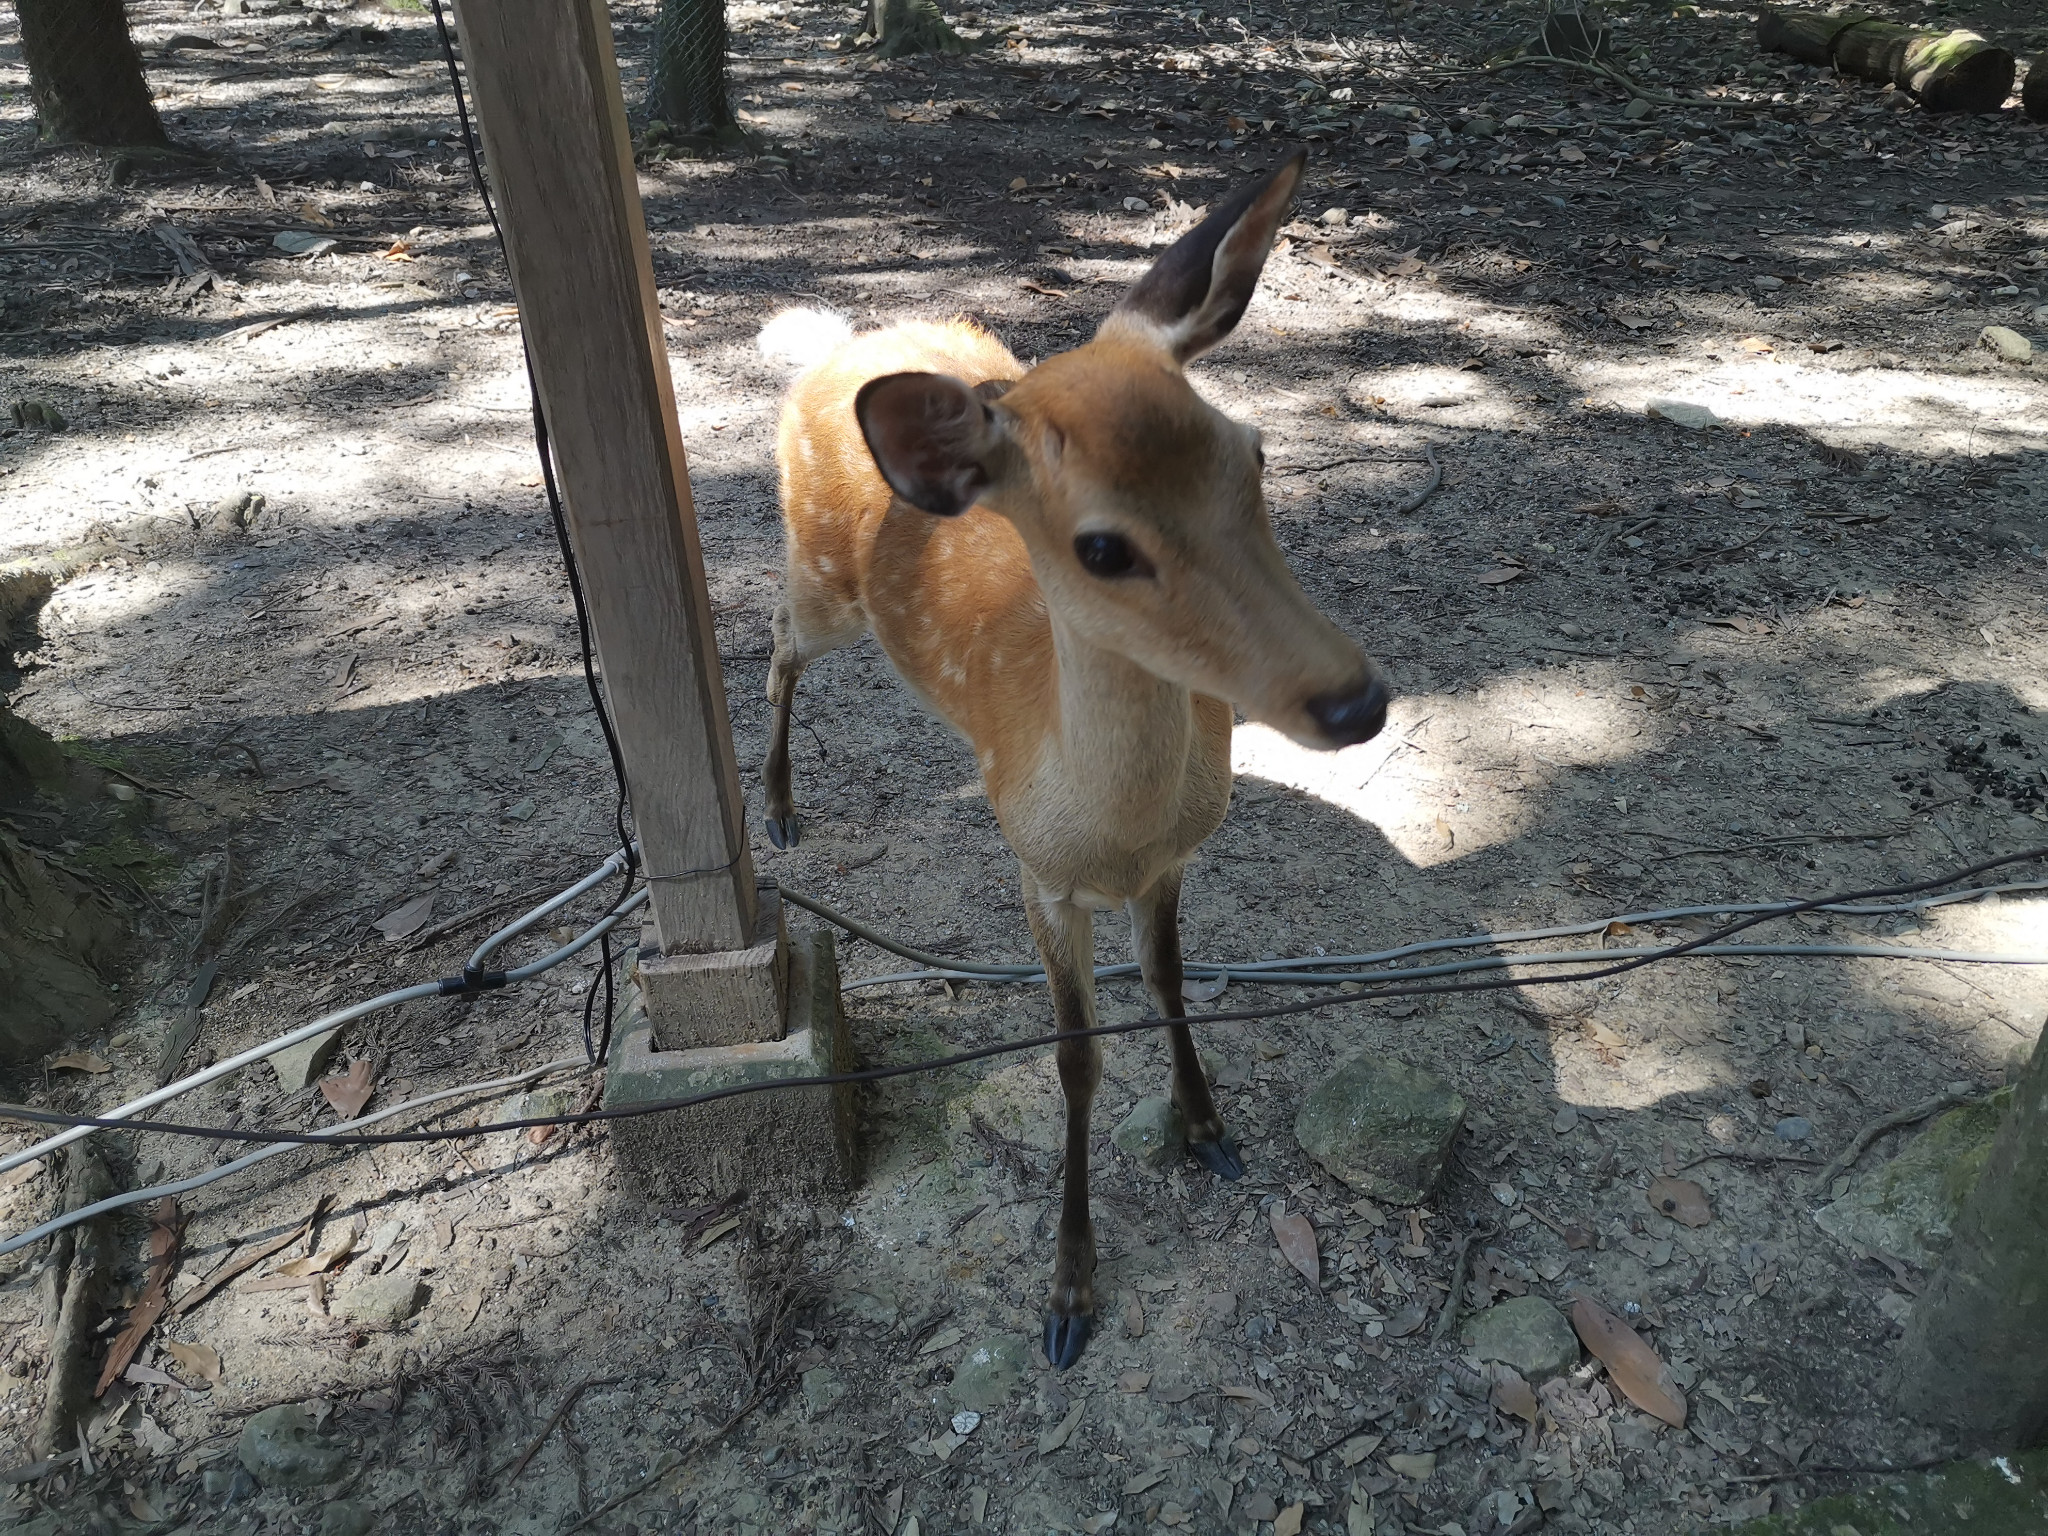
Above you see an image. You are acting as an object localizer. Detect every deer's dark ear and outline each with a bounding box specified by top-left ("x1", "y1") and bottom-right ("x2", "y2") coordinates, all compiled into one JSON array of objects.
[
  {"x1": 1101, "y1": 150, "x2": 1306, "y2": 363},
  {"x1": 855, "y1": 372, "x2": 1010, "y2": 517}
]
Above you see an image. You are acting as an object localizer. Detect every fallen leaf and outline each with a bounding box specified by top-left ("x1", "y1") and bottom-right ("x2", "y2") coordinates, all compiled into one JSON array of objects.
[
  {"x1": 1275, "y1": 1503, "x2": 1306, "y2": 1536},
  {"x1": 1387, "y1": 1451, "x2": 1437, "y2": 1479},
  {"x1": 1738, "y1": 335, "x2": 1775, "y2": 354},
  {"x1": 1557, "y1": 144, "x2": 1587, "y2": 163},
  {"x1": 1270, "y1": 1205, "x2": 1321, "y2": 1290},
  {"x1": 1037, "y1": 1399, "x2": 1084, "y2": 1455},
  {"x1": 1382, "y1": 1301, "x2": 1429, "y2": 1338},
  {"x1": 1645, "y1": 1175, "x2": 1711, "y2": 1228},
  {"x1": 1018, "y1": 278, "x2": 1068, "y2": 298},
  {"x1": 1181, "y1": 970, "x2": 1229, "y2": 1003},
  {"x1": 918, "y1": 1326, "x2": 964, "y2": 1356},
  {"x1": 696, "y1": 1214, "x2": 742, "y2": 1250},
  {"x1": 1570, "y1": 1296, "x2": 1686, "y2": 1427},
  {"x1": 1117, "y1": 1370, "x2": 1152, "y2": 1393},
  {"x1": 1491, "y1": 1372, "x2": 1540, "y2": 1423},
  {"x1": 161, "y1": 1339, "x2": 222, "y2": 1385},
  {"x1": 1612, "y1": 314, "x2": 1655, "y2": 331},
  {"x1": 1336, "y1": 1431, "x2": 1385, "y2": 1467},
  {"x1": 1219, "y1": 1382, "x2": 1275, "y2": 1408},
  {"x1": 272, "y1": 230, "x2": 338, "y2": 258},
  {"x1": 372, "y1": 891, "x2": 437, "y2": 941},
  {"x1": 1476, "y1": 567, "x2": 1526, "y2": 585},
  {"x1": 48, "y1": 1050, "x2": 113, "y2": 1074},
  {"x1": 317, "y1": 1060, "x2": 375, "y2": 1120},
  {"x1": 96, "y1": 1197, "x2": 184, "y2": 1397},
  {"x1": 1124, "y1": 1466, "x2": 1168, "y2": 1495}
]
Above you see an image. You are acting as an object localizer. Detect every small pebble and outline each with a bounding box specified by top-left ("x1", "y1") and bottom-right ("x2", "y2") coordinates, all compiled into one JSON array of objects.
[{"x1": 1774, "y1": 1116, "x2": 1813, "y2": 1142}]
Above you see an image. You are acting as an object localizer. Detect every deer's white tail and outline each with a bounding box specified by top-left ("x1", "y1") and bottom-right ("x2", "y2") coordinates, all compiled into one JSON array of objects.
[{"x1": 757, "y1": 307, "x2": 855, "y2": 371}]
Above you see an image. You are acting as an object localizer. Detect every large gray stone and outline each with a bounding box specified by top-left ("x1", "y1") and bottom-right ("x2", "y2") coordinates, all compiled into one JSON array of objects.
[
  {"x1": 1294, "y1": 1056, "x2": 1465, "y2": 1206},
  {"x1": 238, "y1": 1405, "x2": 350, "y2": 1489},
  {"x1": 1460, "y1": 1297, "x2": 1581, "y2": 1383},
  {"x1": 268, "y1": 1026, "x2": 342, "y2": 1092},
  {"x1": 318, "y1": 1499, "x2": 374, "y2": 1536},
  {"x1": 335, "y1": 1273, "x2": 424, "y2": 1329},
  {"x1": 1112, "y1": 1096, "x2": 1186, "y2": 1170},
  {"x1": 949, "y1": 1335, "x2": 1032, "y2": 1412},
  {"x1": 1815, "y1": 1092, "x2": 2007, "y2": 1267}
]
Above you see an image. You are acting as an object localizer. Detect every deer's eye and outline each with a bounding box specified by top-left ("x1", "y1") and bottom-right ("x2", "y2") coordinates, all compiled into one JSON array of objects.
[{"x1": 1074, "y1": 532, "x2": 1152, "y2": 579}]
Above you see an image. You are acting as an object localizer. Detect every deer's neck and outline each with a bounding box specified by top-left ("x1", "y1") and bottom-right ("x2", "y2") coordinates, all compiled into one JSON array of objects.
[{"x1": 1046, "y1": 613, "x2": 1198, "y2": 813}]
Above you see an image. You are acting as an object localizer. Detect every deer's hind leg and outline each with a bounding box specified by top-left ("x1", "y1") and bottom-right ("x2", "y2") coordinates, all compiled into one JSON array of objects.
[
  {"x1": 1129, "y1": 867, "x2": 1244, "y2": 1180},
  {"x1": 763, "y1": 564, "x2": 863, "y2": 850}
]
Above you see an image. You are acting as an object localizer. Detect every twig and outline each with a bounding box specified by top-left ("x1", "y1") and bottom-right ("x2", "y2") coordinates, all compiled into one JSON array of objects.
[
  {"x1": 1677, "y1": 1148, "x2": 1819, "y2": 1174},
  {"x1": 559, "y1": 1389, "x2": 765, "y2": 1535},
  {"x1": 1429, "y1": 1224, "x2": 1491, "y2": 1345},
  {"x1": 499, "y1": 1375, "x2": 622, "y2": 1483},
  {"x1": 402, "y1": 885, "x2": 563, "y2": 952},
  {"x1": 1390, "y1": 445, "x2": 1442, "y2": 515},
  {"x1": 1719, "y1": 1454, "x2": 1951, "y2": 1485},
  {"x1": 1808, "y1": 1085, "x2": 1982, "y2": 1196},
  {"x1": 1475, "y1": 51, "x2": 1724, "y2": 109}
]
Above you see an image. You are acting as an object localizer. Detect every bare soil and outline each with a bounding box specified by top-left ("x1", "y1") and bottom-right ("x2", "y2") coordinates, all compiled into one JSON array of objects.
[{"x1": 2, "y1": 1, "x2": 2047, "y2": 1533}]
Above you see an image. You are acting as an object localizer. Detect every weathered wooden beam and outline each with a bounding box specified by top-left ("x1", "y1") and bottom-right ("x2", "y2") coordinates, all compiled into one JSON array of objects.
[{"x1": 445, "y1": 0, "x2": 756, "y2": 954}]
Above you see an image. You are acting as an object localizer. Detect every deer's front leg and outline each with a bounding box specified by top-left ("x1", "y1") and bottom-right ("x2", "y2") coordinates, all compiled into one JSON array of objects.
[
  {"x1": 1130, "y1": 869, "x2": 1245, "y2": 1181},
  {"x1": 1022, "y1": 875, "x2": 1099, "y2": 1371}
]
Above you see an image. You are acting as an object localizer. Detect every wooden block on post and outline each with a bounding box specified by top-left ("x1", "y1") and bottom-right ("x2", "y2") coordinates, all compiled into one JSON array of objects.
[{"x1": 638, "y1": 881, "x2": 788, "y2": 1050}]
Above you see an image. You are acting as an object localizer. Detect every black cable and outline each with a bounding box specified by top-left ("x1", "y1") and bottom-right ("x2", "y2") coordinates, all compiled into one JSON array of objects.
[
  {"x1": 430, "y1": 0, "x2": 640, "y2": 1063},
  {"x1": 6, "y1": 848, "x2": 2039, "y2": 1149}
]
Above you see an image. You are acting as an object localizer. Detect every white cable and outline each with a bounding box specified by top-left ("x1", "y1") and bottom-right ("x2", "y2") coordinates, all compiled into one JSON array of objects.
[
  {"x1": 0, "y1": 1058, "x2": 590, "y2": 1260},
  {"x1": 0, "y1": 863, "x2": 648, "y2": 1179}
]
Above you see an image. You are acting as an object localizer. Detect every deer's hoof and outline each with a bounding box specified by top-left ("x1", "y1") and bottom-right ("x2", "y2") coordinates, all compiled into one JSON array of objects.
[
  {"x1": 1189, "y1": 1132, "x2": 1246, "y2": 1181},
  {"x1": 1043, "y1": 1311, "x2": 1093, "y2": 1372},
  {"x1": 764, "y1": 812, "x2": 800, "y2": 850}
]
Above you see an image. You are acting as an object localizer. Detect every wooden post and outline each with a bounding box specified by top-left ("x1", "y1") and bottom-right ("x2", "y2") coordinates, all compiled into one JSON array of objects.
[{"x1": 446, "y1": 0, "x2": 754, "y2": 955}]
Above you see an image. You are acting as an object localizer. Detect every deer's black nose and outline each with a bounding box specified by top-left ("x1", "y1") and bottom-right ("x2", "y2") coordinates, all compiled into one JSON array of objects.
[{"x1": 1307, "y1": 673, "x2": 1389, "y2": 746}]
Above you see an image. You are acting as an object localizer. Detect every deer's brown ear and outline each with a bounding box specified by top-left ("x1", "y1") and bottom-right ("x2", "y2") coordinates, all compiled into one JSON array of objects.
[
  {"x1": 1101, "y1": 150, "x2": 1305, "y2": 363},
  {"x1": 855, "y1": 372, "x2": 1010, "y2": 517}
]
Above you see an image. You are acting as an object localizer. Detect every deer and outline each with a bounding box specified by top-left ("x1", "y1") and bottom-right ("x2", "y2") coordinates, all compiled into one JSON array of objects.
[{"x1": 758, "y1": 152, "x2": 1390, "y2": 1369}]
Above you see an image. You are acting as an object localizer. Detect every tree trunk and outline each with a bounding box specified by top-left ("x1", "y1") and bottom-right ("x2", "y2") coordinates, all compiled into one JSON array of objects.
[
  {"x1": 14, "y1": 0, "x2": 168, "y2": 148},
  {"x1": 1895, "y1": 1026, "x2": 2048, "y2": 1449},
  {"x1": 2021, "y1": 54, "x2": 2046, "y2": 121},
  {"x1": 861, "y1": 0, "x2": 973, "y2": 60},
  {"x1": 645, "y1": 0, "x2": 734, "y2": 137},
  {"x1": 1757, "y1": 9, "x2": 2014, "y2": 114}
]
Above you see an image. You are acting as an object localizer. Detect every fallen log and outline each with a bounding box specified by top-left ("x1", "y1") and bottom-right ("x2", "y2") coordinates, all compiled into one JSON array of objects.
[{"x1": 1757, "y1": 8, "x2": 2015, "y2": 114}]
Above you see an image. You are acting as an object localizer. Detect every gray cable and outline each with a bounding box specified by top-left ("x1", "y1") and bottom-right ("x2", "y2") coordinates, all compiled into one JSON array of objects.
[{"x1": 0, "y1": 1058, "x2": 590, "y2": 1260}]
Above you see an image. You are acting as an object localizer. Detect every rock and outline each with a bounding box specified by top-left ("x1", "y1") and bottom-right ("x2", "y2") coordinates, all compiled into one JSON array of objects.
[
  {"x1": 1294, "y1": 1056, "x2": 1465, "y2": 1206},
  {"x1": 949, "y1": 1335, "x2": 1031, "y2": 1412},
  {"x1": 209, "y1": 490, "x2": 264, "y2": 532},
  {"x1": 1815, "y1": 1091, "x2": 2007, "y2": 1267},
  {"x1": 238, "y1": 1406, "x2": 350, "y2": 1489},
  {"x1": 1460, "y1": 1297, "x2": 1582, "y2": 1383},
  {"x1": 318, "y1": 1499, "x2": 375, "y2": 1536},
  {"x1": 1320, "y1": 206, "x2": 1349, "y2": 226},
  {"x1": 1773, "y1": 1116, "x2": 1812, "y2": 1142},
  {"x1": 268, "y1": 1026, "x2": 343, "y2": 1092},
  {"x1": 1112, "y1": 1095, "x2": 1185, "y2": 1170},
  {"x1": 1623, "y1": 97, "x2": 1652, "y2": 119},
  {"x1": 334, "y1": 1273, "x2": 424, "y2": 1329},
  {"x1": 1645, "y1": 399, "x2": 1722, "y2": 430},
  {"x1": 1465, "y1": 116, "x2": 1499, "y2": 137},
  {"x1": 1727, "y1": 1448, "x2": 2048, "y2": 1536},
  {"x1": 801, "y1": 1365, "x2": 847, "y2": 1420},
  {"x1": 1980, "y1": 325, "x2": 2033, "y2": 365}
]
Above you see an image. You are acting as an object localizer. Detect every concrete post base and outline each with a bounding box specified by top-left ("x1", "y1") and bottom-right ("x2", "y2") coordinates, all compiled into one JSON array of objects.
[{"x1": 604, "y1": 927, "x2": 855, "y2": 1200}]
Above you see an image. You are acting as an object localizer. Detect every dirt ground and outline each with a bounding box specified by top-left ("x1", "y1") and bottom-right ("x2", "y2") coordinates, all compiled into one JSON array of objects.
[{"x1": 3, "y1": 0, "x2": 2048, "y2": 1532}]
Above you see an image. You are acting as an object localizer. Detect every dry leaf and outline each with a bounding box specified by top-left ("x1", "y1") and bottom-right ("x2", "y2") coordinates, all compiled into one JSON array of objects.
[
  {"x1": 1270, "y1": 1206, "x2": 1321, "y2": 1290},
  {"x1": 1117, "y1": 1370, "x2": 1152, "y2": 1393},
  {"x1": 372, "y1": 892, "x2": 436, "y2": 941},
  {"x1": 1570, "y1": 1296, "x2": 1686, "y2": 1427},
  {"x1": 48, "y1": 1050, "x2": 113, "y2": 1074},
  {"x1": 1275, "y1": 1503, "x2": 1306, "y2": 1536},
  {"x1": 1336, "y1": 1431, "x2": 1384, "y2": 1467},
  {"x1": 1476, "y1": 567, "x2": 1525, "y2": 585},
  {"x1": 1219, "y1": 1382, "x2": 1275, "y2": 1408},
  {"x1": 1738, "y1": 335, "x2": 1775, "y2": 354},
  {"x1": 696, "y1": 1214, "x2": 742, "y2": 1250},
  {"x1": 273, "y1": 1226, "x2": 355, "y2": 1278},
  {"x1": 1645, "y1": 1175, "x2": 1711, "y2": 1228},
  {"x1": 97, "y1": 1197, "x2": 183, "y2": 1397},
  {"x1": 1558, "y1": 144, "x2": 1587, "y2": 163},
  {"x1": 318, "y1": 1060, "x2": 375, "y2": 1120},
  {"x1": 1181, "y1": 970, "x2": 1228, "y2": 1004},
  {"x1": 1491, "y1": 1372, "x2": 1540, "y2": 1423},
  {"x1": 161, "y1": 1339, "x2": 222, "y2": 1385}
]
